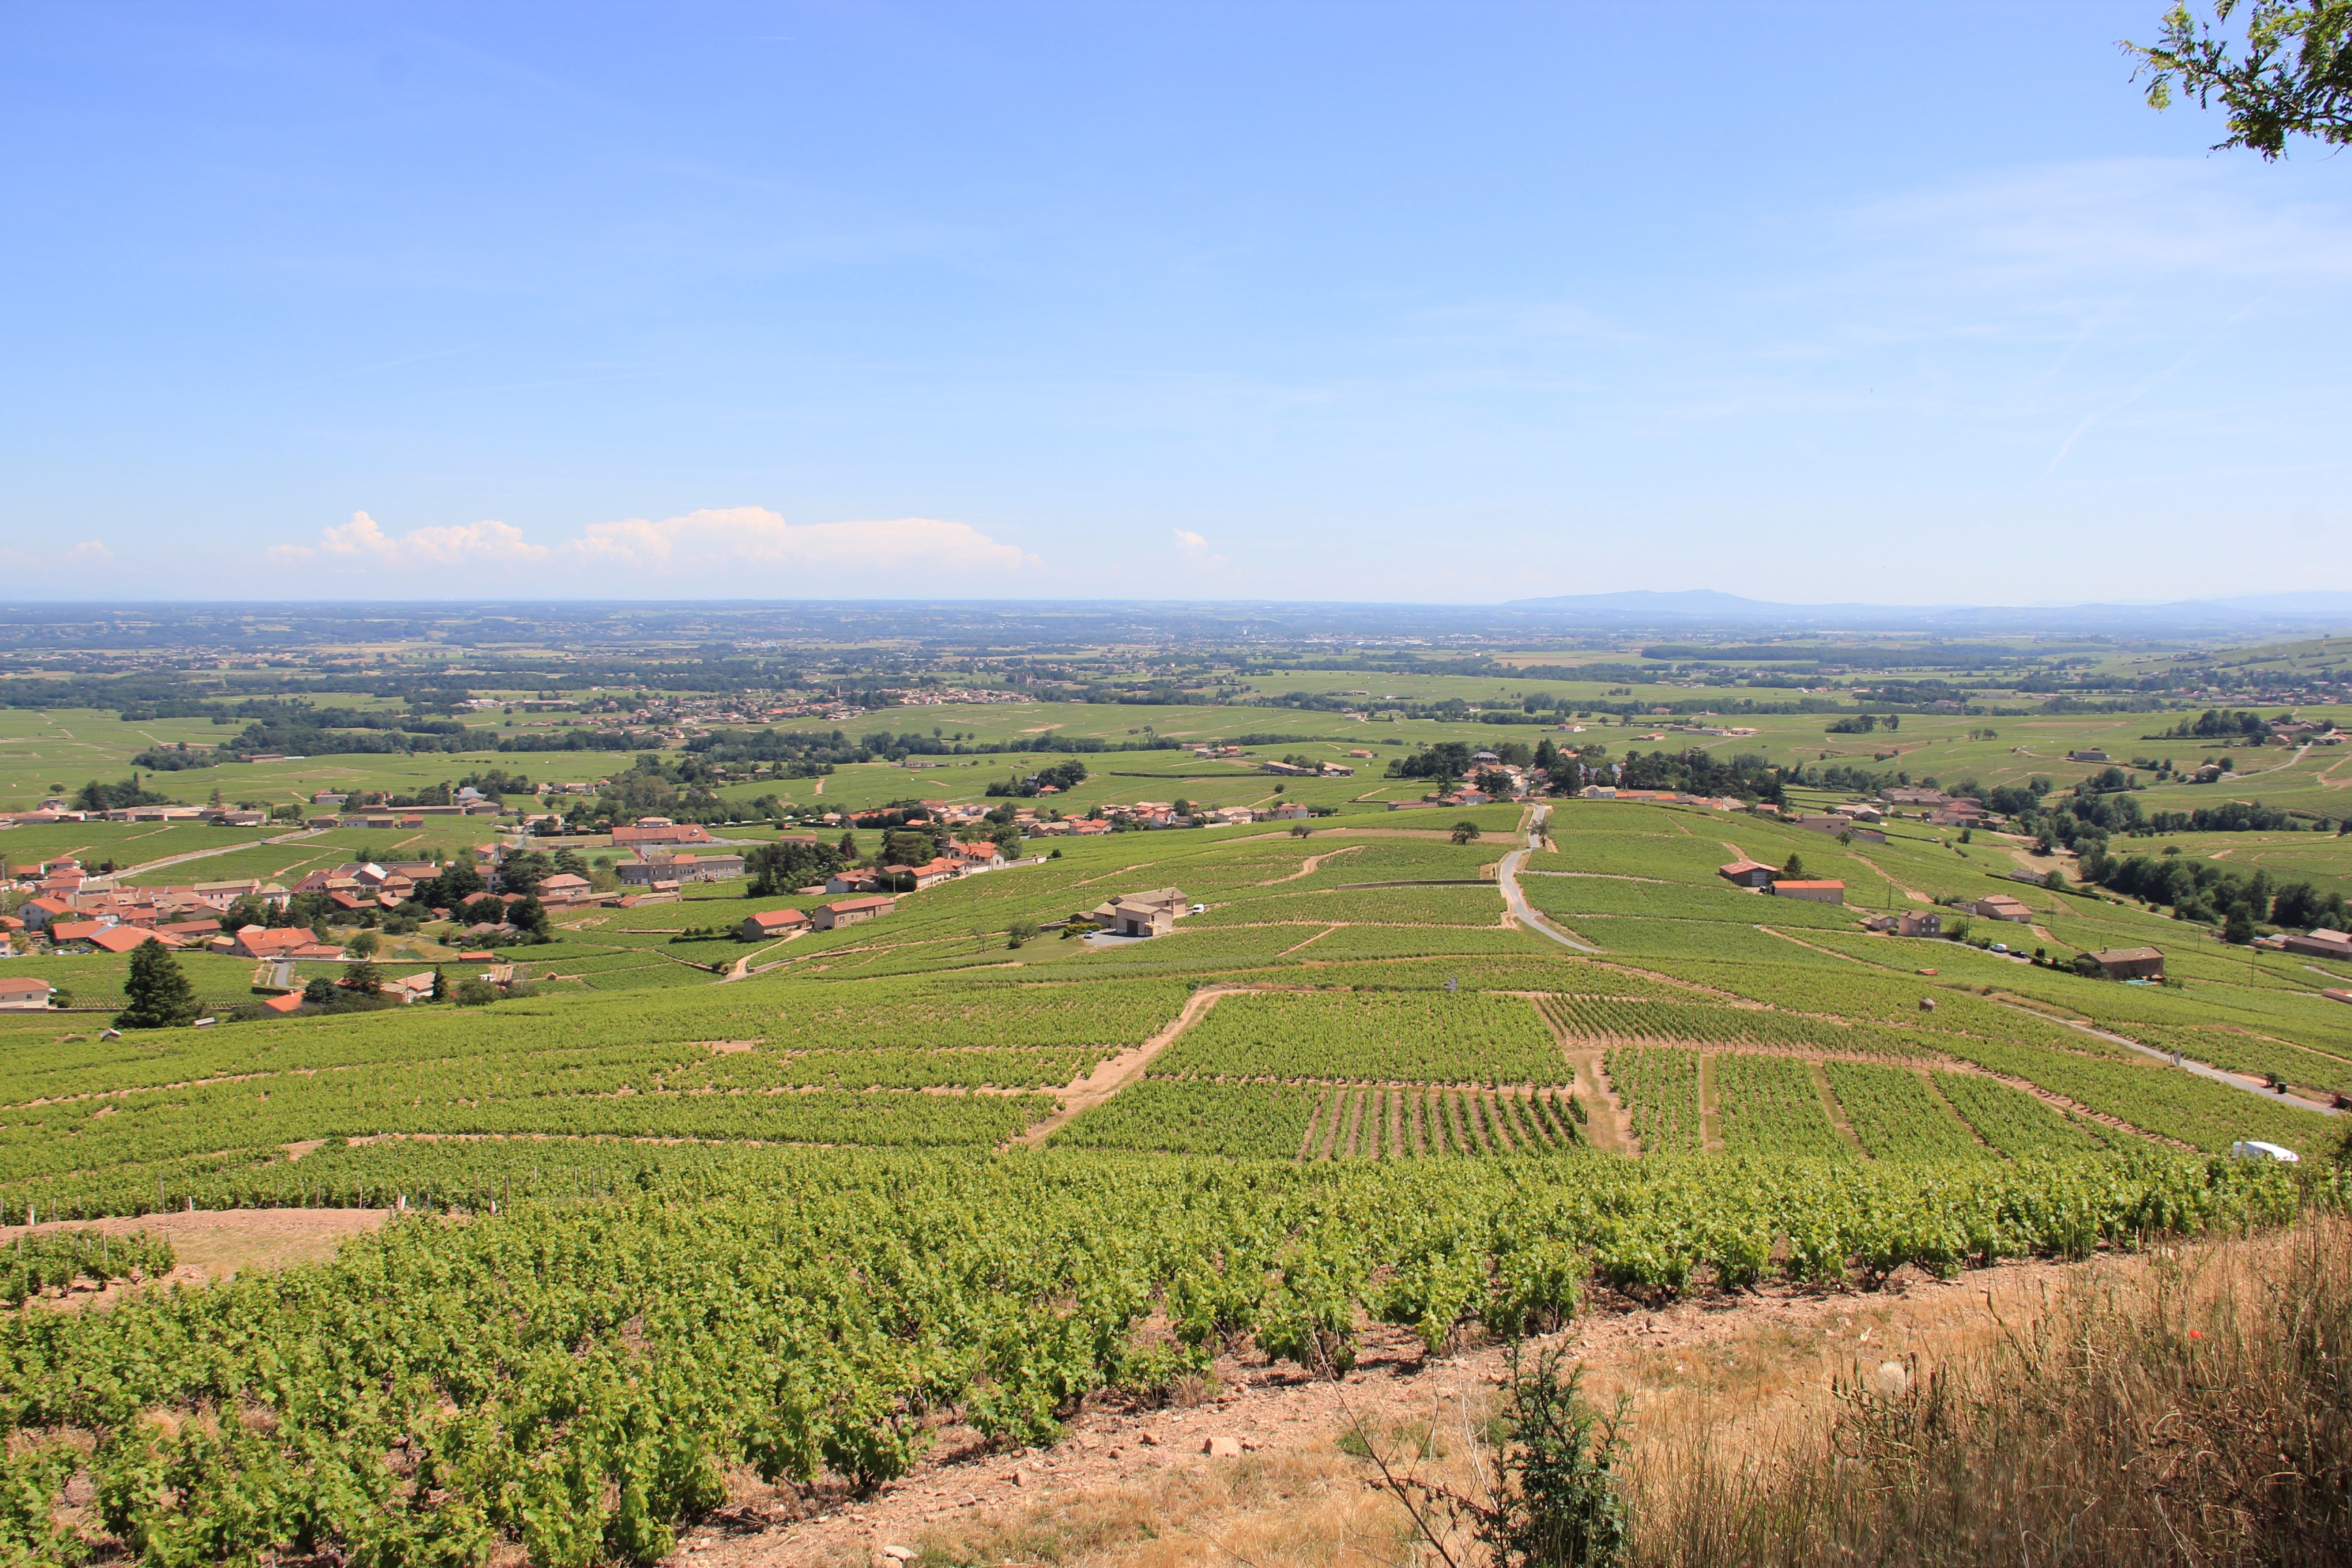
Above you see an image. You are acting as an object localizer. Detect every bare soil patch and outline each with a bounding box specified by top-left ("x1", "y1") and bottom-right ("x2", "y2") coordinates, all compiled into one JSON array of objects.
[{"x1": 0, "y1": 1208, "x2": 389, "y2": 1304}]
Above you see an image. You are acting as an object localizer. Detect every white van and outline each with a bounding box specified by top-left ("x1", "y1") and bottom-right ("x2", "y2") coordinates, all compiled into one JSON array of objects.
[{"x1": 2230, "y1": 1141, "x2": 2300, "y2": 1164}]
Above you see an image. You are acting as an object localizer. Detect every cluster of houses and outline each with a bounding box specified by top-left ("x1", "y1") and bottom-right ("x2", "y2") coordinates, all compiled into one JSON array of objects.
[
  {"x1": 2266, "y1": 928, "x2": 2352, "y2": 964},
  {"x1": 1578, "y1": 787, "x2": 1751, "y2": 811},
  {"x1": 0, "y1": 802, "x2": 274, "y2": 828},
  {"x1": 723, "y1": 835, "x2": 1027, "y2": 943},
  {"x1": 5, "y1": 858, "x2": 287, "y2": 958},
  {"x1": 1876, "y1": 787, "x2": 1993, "y2": 829}
]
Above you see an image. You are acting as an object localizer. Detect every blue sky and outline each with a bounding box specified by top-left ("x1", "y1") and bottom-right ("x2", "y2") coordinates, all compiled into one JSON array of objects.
[{"x1": 3, "y1": 1, "x2": 2347, "y2": 605}]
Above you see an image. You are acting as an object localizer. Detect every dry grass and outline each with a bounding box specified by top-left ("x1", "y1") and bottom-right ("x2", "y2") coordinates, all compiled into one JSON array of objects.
[
  {"x1": 889, "y1": 1450, "x2": 1422, "y2": 1568},
  {"x1": 1632, "y1": 1218, "x2": 2352, "y2": 1567},
  {"x1": 880, "y1": 1220, "x2": 2352, "y2": 1568}
]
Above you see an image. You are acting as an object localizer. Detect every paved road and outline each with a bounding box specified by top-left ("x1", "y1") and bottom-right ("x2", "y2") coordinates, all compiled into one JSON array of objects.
[
  {"x1": 1497, "y1": 806, "x2": 1604, "y2": 955},
  {"x1": 1983, "y1": 996, "x2": 2341, "y2": 1122}
]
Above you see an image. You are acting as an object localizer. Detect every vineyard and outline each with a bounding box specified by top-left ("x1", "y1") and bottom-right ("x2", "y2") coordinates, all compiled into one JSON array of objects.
[
  {"x1": 1712, "y1": 1052, "x2": 1850, "y2": 1159},
  {"x1": 0, "y1": 1145, "x2": 2304, "y2": 1567},
  {"x1": 1604, "y1": 1045, "x2": 1703, "y2": 1154},
  {"x1": 1147, "y1": 991, "x2": 1569, "y2": 1084},
  {"x1": 1542, "y1": 995, "x2": 1932, "y2": 1057},
  {"x1": 0, "y1": 1227, "x2": 173, "y2": 1305},
  {"x1": 1823, "y1": 1061, "x2": 1993, "y2": 1162},
  {"x1": 4, "y1": 789, "x2": 2348, "y2": 1566},
  {"x1": 1933, "y1": 1071, "x2": 2108, "y2": 1158}
]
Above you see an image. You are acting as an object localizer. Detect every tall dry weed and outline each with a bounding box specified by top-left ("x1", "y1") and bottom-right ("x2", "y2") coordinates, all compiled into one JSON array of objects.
[{"x1": 1633, "y1": 1218, "x2": 2352, "y2": 1567}]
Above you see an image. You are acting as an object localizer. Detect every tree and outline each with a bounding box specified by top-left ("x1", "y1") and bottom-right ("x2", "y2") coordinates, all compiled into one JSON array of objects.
[
  {"x1": 413, "y1": 861, "x2": 485, "y2": 912},
  {"x1": 881, "y1": 828, "x2": 939, "y2": 868},
  {"x1": 2045, "y1": 868, "x2": 2069, "y2": 892},
  {"x1": 302, "y1": 976, "x2": 336, "y2": 1005},
  {"x1": 1452, "y1": 821, "x2": 1484, "y2": 845},
  {"x1": 497, "y1": 851, "x2": 553, "y2": 896},
  {"x1": 116, "y1": 938, "x2": 199, "y2": 1030},
  {"x1": 347, "y1": 929, "x2": 380, "y2": 959},
  {"x1": 1782, "y1": 852, "x2": 1807, "y2": 879},
  {"x1": 430, "y1": 965, "x2": 448, "y2": 1002},
  {"x1": 747, "y1": 838, "x2": 841, "y2": 897},
  {"x1": 2127, "y1": 1, "x2": 2352, "y2": 157},
  {"x1": 339, "y1": 960, "x2": 384, "y2": 995},
  {"x1": 2224, "y1": 904, "x2": 2259, "y2": 944},
  {"x1": 1290, "y1": 822, "x2": 1314, "y2": 838}
]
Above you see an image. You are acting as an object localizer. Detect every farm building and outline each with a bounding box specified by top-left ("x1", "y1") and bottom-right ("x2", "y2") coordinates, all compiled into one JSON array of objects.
[
  {"x1": 1968, "y1": 894, "x2": 2035, "y2": 924},
  {"x1": 0, "y1": 977, "x2": 54, "y2": 1011},
  {"x1": 1768, "y1": 879, "x2": 1845, "y2": 904},
  {"x1": 2280, "y1": 930, "x2": 2352, "y2": 962},
  {"x1": 737, "y1": 909, "x2": 811, "y2": 941},
  {"x1": 1087, "y1": 887, "x2": 1191, "y2": 938},
  {"x1": 813, "y1": 895, "x2": 896, "y2": 930},
  {"x1": 1898, "y1": 911, "x2": 1942, "y2": 937},
  {"x1": 2087, "y1": 947, "x2": 2165, "y2": 981},
  {"x1": 609, "y1": 820, "x2": 717, "y2": 848},
  {"x1": 619, "y1": 852, "x2": 745, "y2": 885},
  {"x1": 1717, "y1": 858, "x2": 1775, "y2": 889}
]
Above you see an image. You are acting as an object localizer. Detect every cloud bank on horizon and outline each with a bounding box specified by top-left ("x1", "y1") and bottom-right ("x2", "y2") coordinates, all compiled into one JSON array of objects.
[{"x1": 261, "y1": 509, "x2": 1034, "y2": 587}]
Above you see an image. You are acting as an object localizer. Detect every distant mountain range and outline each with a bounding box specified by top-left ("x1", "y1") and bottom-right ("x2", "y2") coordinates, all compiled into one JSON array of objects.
[{"x1": 1499, "y1": 590, "x2": 2352, "y2": 636}]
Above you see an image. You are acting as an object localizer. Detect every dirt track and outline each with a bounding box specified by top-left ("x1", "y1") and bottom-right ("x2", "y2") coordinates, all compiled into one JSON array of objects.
[{"x1": 1010, "y1": 986, "x2": 1250, "y2": 1147}]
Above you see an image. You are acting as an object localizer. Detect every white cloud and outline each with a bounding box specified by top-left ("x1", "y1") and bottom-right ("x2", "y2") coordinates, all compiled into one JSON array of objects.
[
  {"x1": 0, "y1": 539, "x2": 115, "y2": 574},
  {"x1": 1173, "y1": 528, "x2": 1228, "y2": 571},
  {"x1": 562, "y1": 507, "x2": 1030, "y2": 574},
  {"x1": 270, "y1": 511, "x2": 548, "y2": 569},
  {"x1": 264, "y1": 507, "x2": 1032, "y2": 585}
]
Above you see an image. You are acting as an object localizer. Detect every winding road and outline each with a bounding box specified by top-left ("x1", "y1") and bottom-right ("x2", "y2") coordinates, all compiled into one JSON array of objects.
[{"x1": 1497, "y1": 805, "x2": 1603, "y2": 954}]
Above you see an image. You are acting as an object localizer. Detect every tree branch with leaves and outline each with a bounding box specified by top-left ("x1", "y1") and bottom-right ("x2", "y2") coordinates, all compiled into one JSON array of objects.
[{"x1": 2127, "y1": 1, "x2": 2352, "y2": 156}]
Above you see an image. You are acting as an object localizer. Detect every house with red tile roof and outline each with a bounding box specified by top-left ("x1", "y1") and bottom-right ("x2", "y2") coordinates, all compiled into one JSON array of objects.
[
  {"x1": 812, "y1": 894, "x2": 895, "y2": 930},
  {"x1": 0, "y1": 977, "x2": 56, "y2": 1010},
  {"x1": 736, "y1": 909, "x2": 810, "y2": 940},
  {"x1": 89, "y1": 926, "x2": 181, "y2": 954},
  {"x1": 231, "y1": 926, "x2": 318, "y2": 959}
]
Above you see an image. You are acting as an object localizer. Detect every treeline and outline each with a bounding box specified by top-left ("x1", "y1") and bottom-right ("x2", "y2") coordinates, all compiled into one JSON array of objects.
[
  {"x1": 2078, "y1": 847, "x2": 2347, "y2": 939},
  {"x1": 681, "y1": 726, "x2": 1185, "y2": 768},
  {"x1": 1611, "y1": 748, "x2": 1784, "y2": 800},
  {"x1": 2155, "y1": 708, "x2": 2283, "y2": 741}
]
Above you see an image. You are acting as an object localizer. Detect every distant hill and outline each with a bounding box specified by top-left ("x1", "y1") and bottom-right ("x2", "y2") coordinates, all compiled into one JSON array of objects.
[{"x1": 1499, "y1": 590, "x2": 2352, "y2": 635}]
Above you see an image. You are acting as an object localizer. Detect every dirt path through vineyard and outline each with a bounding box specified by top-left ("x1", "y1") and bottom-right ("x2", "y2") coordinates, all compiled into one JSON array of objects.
[{"x1": 1007, "y1": 985, "x2": 1252, "y2": 1149}]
